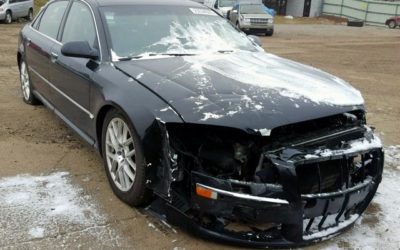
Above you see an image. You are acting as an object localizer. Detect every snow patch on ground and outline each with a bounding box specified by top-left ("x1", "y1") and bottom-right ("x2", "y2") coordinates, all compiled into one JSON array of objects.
[
  {"x1": 29, "y1": 227, "x2": 45, "y2": 239},
  {"x1": 0, "y1": 172, "x2": 123, "y2": 248},
  {"x1": 385, "y1": 145, "x2": 400, "y2": 168}
]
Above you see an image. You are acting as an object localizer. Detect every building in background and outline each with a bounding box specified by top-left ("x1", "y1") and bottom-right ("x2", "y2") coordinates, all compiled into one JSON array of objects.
[{"x1": 263, "y1": 0, "x2": 323, "y2": 17}]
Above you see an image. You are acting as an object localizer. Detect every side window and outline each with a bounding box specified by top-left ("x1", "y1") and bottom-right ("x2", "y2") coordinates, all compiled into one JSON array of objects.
[
  {"x1": 37, "y1": 1, "x2": 69, "y2": 39},
  {"x1": 9, "y1": 0, "x2": 16, "y2": 3},
  {"x1": 32, "y1": 9, "x2": 44, "y2": 29},
  {"x1": 61, "y1": 1, "x2": 96, "y2": 48}
]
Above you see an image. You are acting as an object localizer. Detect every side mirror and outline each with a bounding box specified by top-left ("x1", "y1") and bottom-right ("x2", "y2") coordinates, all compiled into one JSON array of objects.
[
  {"x1": 61, "y1": 41, "x2": 99, "y2": 60},
  {"x1": 248, "y1": 35, "x2": 262, "y2": 47}
]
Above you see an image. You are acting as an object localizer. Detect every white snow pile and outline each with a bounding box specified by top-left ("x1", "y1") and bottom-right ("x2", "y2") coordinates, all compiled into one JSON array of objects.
[
  {"x1": 117, "y1": 16, "x2": 363, "y2": 107},
  {"x1": 184, "y1": 51, "x2": 364, "y2": 106},
  {"x1": 385, "y1": 145, "x2": 400, "y2": 169},
  {"x1": 0, "y1": 172, "x2": 122, "y2": 248},
  {"x1": 320, "y1": 145, "x2": 400, "y2": 249}
]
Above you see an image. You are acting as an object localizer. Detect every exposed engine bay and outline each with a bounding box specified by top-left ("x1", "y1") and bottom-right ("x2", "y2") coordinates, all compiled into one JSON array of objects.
[{"x1": 147, "y1": 110, "x2": 384, "y2": 247}]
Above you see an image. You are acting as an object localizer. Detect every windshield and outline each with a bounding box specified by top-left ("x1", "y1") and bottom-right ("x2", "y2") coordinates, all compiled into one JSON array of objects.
[
  {"x1": 101, "y1": 5, "x2": 257, "y2": 60},
  {"x1": 219, "y1": 0, "x2": 236, "y2": 8},
  {"x1": 240, "y1": 4, "x2": 266, "y2": 14}
]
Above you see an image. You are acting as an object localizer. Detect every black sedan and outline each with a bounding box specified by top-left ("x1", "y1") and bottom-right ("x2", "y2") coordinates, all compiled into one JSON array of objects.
[{"x1": 17, "y1": 0, "x2": 384, "y2": 247}]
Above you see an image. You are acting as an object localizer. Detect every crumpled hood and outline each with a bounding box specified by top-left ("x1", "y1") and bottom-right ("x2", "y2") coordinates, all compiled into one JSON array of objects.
[{"x1": 116, "y1": 51, "x2": 364, "y2": 133}]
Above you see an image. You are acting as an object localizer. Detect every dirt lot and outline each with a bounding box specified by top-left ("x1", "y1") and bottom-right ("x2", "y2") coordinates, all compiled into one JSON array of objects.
[{"x1": 0, "y1": 22, "x2": 399, "y2": 249}]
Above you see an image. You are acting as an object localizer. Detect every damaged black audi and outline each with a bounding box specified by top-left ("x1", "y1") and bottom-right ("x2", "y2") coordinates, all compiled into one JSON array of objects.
[{"x1": 17, "y1": 0, "x2": 384, "y2": 247}]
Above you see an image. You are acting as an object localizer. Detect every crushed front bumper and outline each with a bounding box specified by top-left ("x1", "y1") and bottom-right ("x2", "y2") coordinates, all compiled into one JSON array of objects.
[{"x1": 155, "y1": 137, "x2": 383, "y2": 248}]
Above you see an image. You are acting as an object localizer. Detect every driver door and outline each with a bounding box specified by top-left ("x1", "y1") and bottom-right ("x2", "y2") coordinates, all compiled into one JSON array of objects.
[{"x1": 49, "y1": 0, "x2": 99, "y2": 136}]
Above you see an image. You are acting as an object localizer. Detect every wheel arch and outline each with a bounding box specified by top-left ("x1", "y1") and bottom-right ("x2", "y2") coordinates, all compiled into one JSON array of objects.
[
  {"x1": 17, "y1": 52, "x2": 22, "y2": 69},
  {"x1": 95, "y1": 103, "x2": 123, "y2": 156}
]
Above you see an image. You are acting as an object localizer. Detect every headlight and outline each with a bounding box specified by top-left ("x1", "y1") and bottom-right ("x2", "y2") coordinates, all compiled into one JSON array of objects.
[
  {"x1": 268, "y1": 19, "x2": 274, "y2": 24},
  {"x1": 243, "y1": 18, "x2": 251, "y2": 23}
]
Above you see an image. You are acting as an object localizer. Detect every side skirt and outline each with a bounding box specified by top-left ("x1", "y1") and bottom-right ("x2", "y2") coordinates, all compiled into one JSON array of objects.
[{"x1": 33, "y1": 90, "x2": 96, "y2": 148}]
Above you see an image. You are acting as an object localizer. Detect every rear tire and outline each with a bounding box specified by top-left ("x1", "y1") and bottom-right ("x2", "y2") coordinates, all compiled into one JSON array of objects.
[
  {"x1": 388, "y1": 20, "x2": 396, "y2": 29},
  {"x1": 4, "y1": 11, "x2": 12, "y2": 24},
  {"x1": 26, "y1": 8, "x2": 33, "y2": 21},
  {"x1": 19, "y1": 60, "x2": 41, "y2": 105},
  {"x1": 101, "y1": 109, "x2": 152, "y2": 206}
]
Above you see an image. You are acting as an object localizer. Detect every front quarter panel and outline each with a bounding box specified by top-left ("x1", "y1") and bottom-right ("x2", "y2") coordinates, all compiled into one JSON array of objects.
[{"x1": 90, "y1": 63, "x2": 183, "y2": 150}]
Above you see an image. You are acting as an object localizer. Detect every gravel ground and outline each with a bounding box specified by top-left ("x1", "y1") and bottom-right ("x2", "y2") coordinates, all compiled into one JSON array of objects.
[{"x1": 0, "y1": 22, "x2": 399, "y2": 249}]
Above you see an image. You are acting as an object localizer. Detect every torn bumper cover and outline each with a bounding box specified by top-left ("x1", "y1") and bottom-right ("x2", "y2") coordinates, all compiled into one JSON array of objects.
[{"x1": 151, "y1": 127, "x2": 383, "y2": 248}]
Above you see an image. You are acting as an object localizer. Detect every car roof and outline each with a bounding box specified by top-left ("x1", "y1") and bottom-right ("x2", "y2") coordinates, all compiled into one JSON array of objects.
[{"x1": 92, "y1": 0, "x2": 204, "y2": 7}]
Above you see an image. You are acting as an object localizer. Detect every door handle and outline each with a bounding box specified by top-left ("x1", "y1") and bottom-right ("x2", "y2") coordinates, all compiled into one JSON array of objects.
[{"x1": 50, "y1": 52, "x2": 58, "y2": 62}]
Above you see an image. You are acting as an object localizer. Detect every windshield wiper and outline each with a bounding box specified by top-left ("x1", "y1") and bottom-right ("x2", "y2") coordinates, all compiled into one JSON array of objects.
[
  {"x1": 158, "y1": 53, "x2": 198, "y2": 56},
  {"x1": 217, "y1": 50, "x2": 234, "y2": 54}
]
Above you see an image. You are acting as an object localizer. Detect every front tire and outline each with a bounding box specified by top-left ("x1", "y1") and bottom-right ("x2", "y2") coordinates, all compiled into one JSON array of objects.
[
  {"x1": 388, "y1": 20, "x2": 396, "y2": 29},
  {"x1": 19, "y1": 60, "x2": 40, "y2": 105},
  {"x1": 265, "y1": 29, "x2": 274, "y2": 36},
  {"x1": 101, "y1": 109, "x2": 152, "y2": 206},
  {"x1": 4, "y1": 11, "x2": 12, "y2": 24}
]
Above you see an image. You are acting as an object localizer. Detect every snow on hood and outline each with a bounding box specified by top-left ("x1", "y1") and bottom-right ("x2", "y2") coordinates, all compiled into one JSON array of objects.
[
  {"x1": 130, "y1": 19, "x2": 363, "y2": 107},
  {"x1": 183, "y1": 51, "x2": 364, "y2": 106}
]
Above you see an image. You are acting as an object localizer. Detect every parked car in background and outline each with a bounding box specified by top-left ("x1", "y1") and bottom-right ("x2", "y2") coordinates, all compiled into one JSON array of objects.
[
  {"x1": 228, "y1": 2, "x2": 274, "y2": 36},
  {"x1": 204, "y1": 0, "x2": 236, "y2": 17},
  {"x1": 0, "y1": 0, "x2": 33, "y2": 24},
  {"x1": 385, "y1": 16, "x2": 400, "y2": 29}
]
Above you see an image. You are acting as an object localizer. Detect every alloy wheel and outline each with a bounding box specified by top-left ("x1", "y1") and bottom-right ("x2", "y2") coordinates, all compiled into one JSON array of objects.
[
  {"x1": 388, "y1": 21, "x2": 396, "y2": 29},
  {"x1": 105, "y1": 118, "x2": 136, "y2": 192},
  {"x1": 20, "y1": 61, "x2": 30, "y2": 101}
]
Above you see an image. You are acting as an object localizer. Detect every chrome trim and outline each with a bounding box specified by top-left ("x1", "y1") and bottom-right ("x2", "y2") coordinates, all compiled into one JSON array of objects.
[
  {"x1": 29, "y1": 67, "x2": 94, "y2": 119},
  {"x1": 80, "y1": 0, "x2": 103, "y2": 60},
  {"x1": 29, "y1": 25, "x2": 63, "y2": 46},
  {"x1": 196, "y1": 183, "x2": 289, "y2": 205},
  {"x1": 301, "y1": 178, "x2": 373, "y2": 199}
]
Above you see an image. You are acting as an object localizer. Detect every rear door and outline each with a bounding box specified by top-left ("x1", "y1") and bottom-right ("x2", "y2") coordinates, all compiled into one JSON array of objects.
[
  {"x1": 49, "y1": 0, "x2": 99, "y2": 135},
  {"x1": 8, "y1": 0, "x2": 20, "y2": 18},
  {"x1": 20, "y1": 0, "x2": 30, "y2": 17},
  {"x1": 25, "y1": 0, "x2": 69, "y2": 101}
]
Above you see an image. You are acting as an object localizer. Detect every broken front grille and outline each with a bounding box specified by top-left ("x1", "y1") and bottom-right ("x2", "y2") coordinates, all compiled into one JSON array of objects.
[
  {"x1": 296, "y1": 149, "x2": 383, "y2": 236},
  {"x1": 297, "y1": 151, "x2": 379, "y2": 195}
]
